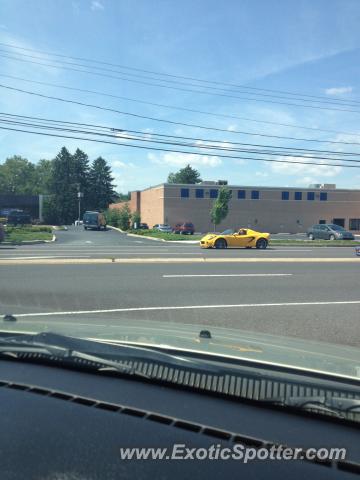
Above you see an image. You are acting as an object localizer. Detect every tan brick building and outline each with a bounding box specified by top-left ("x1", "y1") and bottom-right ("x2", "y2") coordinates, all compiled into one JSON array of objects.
[{"x1": 110, "y1": 182, "x2": 360, "y2": 233}]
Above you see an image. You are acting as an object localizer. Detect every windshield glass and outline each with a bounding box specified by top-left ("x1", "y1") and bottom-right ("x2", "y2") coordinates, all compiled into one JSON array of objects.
[
  {"x1": 0, "y1": 0, "x2": 359, "y2": 389},
  {"x1": 329, "y1": 224, "x2": 345, "y2": 231}
]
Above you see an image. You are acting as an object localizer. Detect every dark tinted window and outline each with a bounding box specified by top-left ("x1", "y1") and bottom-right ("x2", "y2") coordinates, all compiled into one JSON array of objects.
[
  {"x1": 320, "y1": 192, "x2": 327, "y2": 201},
  {"x1": 349, "y1": 219, "x2": 360, "y2": 230},
  {"x1": 184, "y1": 223, "x2": 193, "y2": 227},
  {"x1": 210, "y1": 189, "x2": 218, "y2": 198},
  {"x1": 307, "y1": 192, "x2": 315, "y2": 201},
  {"x1": 281, "y1": 191, "x2": 289, "y2": 200},
  {"x1": 294, "y1": 191, "x2": 302, "y2": 200},
  {"x1": 83, "y1": 213, "x2": 98, "y2": 221},
  {"x1": 195, "y1": 188, "x2": 204, "y2": 198},
  {"x1": 237, "y1": 190, "x2": 246, "y2": 199},
  {"x1": 181, "y1": 188, "x2": 189, "y2": 198},
  {"x1": 251, "y1": 190, "x2": 260, "y2": 199}
]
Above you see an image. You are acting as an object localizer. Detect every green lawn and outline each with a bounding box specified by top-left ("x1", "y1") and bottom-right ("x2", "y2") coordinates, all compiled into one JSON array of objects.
[
  {"x1": 4, "y1": 226, "x2": 53, "y2": 244},
  {"x1": 127, "y1": 229, "x2": 202, "y2": 241}
]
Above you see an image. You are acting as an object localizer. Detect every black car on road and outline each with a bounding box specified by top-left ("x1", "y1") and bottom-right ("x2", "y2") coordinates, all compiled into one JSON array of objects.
[{"x1": 307, "y1": 223, "x2": 354, "y2": 240}]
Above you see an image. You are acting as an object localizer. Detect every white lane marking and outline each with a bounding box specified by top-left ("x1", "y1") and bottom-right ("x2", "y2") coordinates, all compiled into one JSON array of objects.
[
  {"x1": 0, "y1": 256, "x2": 91, "y2": 260},
  {"x1": 11, "y1": 300, "x2": 360, "y2": 318},
  {"x1": 85, "y1": 241, "x2": 92, "y2": 244},
  {"x1": 163, "y1": 273, "x2": 293, "y2": 278}
]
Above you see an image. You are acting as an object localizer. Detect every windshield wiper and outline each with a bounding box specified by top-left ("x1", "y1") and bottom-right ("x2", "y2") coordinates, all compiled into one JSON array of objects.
[
  {"x1": 0, "y1": 331, "x2": 226, "y2": 375},
  {"x1": 264, "y1": 395, "x2": 360, "y2": 418}
]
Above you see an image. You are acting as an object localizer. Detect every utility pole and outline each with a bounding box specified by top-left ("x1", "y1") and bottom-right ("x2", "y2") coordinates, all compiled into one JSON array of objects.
[{"x1": 77, "y1": 191, "x2": 84, "y2": 223}]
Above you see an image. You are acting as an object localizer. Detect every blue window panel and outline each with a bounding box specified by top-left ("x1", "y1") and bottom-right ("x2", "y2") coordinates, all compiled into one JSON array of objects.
[
  {"x1": 320, "y1": 192, "x2": 328, "y2": 201},
  {"x1": 295, "y1": 191, "x2": 302, "y2": 200},
  {"x1": 195, "y1": 189, "x2": 204, "y2": 198},
  {"x1": 281, "y1": 191, "x2": 289, "y2": 200},
  {"x1": 210, "y1": 189, "x2": 218, "y2": 198},
  {"x1": 237, "y1": 190, "x2": 246, "y2": 199},
  {"x1": 251, "y1": 190, "x2": 260, "y2": 200},
  {"x1": 181, "y1": 188, "x2": 189, "y2": 198},
  {"x1": 307, "y1": 192, "x2": 315, "y2": 201}
]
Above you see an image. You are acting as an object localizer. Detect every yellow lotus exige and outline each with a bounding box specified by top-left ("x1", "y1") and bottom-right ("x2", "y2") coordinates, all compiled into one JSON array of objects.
[{"x1": 200, "y1": 228, "x2": 270, "y2": 249}]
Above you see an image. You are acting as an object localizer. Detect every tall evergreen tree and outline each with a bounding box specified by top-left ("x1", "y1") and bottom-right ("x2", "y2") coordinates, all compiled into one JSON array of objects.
[
  {"x1": 88, "y1": 157, "x2": 116, "y2": 210},
  {"x1": 72, "y1": 148, "x2": 90, "y2": 214},
  {"x1": 49, "y1": 147, "x2": 78, "y2": 224}
]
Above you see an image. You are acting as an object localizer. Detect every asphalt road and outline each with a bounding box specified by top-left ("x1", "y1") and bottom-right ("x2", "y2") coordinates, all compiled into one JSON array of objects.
[{"x1": 0, "y1": 226, "x2": 359, "y2": 348}]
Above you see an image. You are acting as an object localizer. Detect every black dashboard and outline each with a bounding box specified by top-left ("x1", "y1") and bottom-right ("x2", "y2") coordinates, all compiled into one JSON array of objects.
[{"x1": 0, "y1": 360, "x2": 359, "y2": 479}]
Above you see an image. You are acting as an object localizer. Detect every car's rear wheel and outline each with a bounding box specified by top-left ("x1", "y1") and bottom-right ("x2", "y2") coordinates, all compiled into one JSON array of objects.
[
  {"x1": 308, "y1": 233, "x2": 314, "y2": 240},
  {"x1": 256, "y1": 238, "x2": 268, "y2": 249},
  {"x1": 215, "y1": 238, "x2": 227, "y2": 249},
  {"x1": 329, "y1": 234, "x2": 335, "y2": 241},
  {"x1": 84, "y1": 226, "x2": 87, "y2": 230}
]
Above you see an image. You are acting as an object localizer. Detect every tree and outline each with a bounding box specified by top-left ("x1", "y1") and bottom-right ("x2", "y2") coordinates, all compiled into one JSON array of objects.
[
  {"x1": 72, "y1": 148, "x2": 90, "y2": 214},
  {"x1": 131, "y1": 210, "x2": 141, "y2": 228},
  {"x1": 118, "y1": 204, "x2": 131, "y2": 230},
  {"x1": 210, "y1": 187, "x2": 232, "y2": 231},
  {"x1": 49, "y1": 147, "x2": 79, "y2": 224},
  {"x1": 0, "y1": 156, "x2": 37, "y2": 194},
  {"x1": 34, "y1": 159, "x2": 53, "y2": 194},
  {"x1": 88, "y1": 157, "x2": 116, "y2": 210},
  {"x1": 167, "y1": 164, "x2": 202, "y2": 184}
]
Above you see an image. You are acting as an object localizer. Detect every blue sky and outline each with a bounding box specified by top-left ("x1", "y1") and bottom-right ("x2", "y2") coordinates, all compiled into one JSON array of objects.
[{"x1": 1, "y1": 0, "x2": 360, "y2": 191}]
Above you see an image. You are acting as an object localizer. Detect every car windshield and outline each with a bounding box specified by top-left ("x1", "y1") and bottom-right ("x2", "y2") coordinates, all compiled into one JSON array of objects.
[
  {"x1": 1, "y1": 0, "x2": 359, "y2": 430},
  {"x1": 329, "y1": 224, "x2": 345, "y2": 231}
]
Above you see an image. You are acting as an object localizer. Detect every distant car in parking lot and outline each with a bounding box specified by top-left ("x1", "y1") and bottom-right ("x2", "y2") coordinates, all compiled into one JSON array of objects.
[
  {"x1": 0, "y1": 223, "x2": 4, "y2": 243},
  {"x1": 83, "y1": 211, "x2": 107, "y2": 230},
  {"x1": 137, "y1": 223, "x2": 149, "y2": 230},
  {"x1": 153, "y1": 224, "x2": 172, "y2": 233},
  {"x1": 173, "y1": 222, "x2": 195, "y2": 235},
  {"x1": 307, "y1": 224, "x2": 354, "y2": 241}
]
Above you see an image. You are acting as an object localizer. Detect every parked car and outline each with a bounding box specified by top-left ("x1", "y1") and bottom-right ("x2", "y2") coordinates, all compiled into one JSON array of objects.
[
  {"x1": 173, "y1": 222, "x2": 195, "y2": 235},
  {"x1": 0, "y1": 223, "x2": 4, "y2": 243},
  {"x1": 153, "y1": 224, "x2": 173, "y2": 233},
  {"x1": 307, "y1": 224, "x2": 354, "y2": 241},
  {"x1": 137, "y1": 223, "x2": 149, "y2": 230},
  {"x1": 7, "y1": 212, "x2": 32, "y2": 225},
  {"x1": 83, "y1": 211, "x2": 107, "y2": 230}
]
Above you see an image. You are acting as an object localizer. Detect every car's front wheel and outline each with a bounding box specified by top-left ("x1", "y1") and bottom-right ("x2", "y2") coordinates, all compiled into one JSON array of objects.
[
  {"x1": 329, "y1": 234, "x2": 335, "y2": 241},
  {"x1": 308, "y1": 233, "x2": 314, "y2": 240},
  {"x1": 215, "y1": 239, "x2": 227, "y2": 249},
  {"x1": 256, "y1": 238, "x2": 268, "y2": 249}
]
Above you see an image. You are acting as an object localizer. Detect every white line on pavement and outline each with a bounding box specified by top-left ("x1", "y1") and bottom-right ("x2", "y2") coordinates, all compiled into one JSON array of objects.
[
  {"x1": 163, "y1": 273, "x2": 293, "y2": 278},
  {"x1": 11, "y1": 300, "x2": 360, "y2": 318}
]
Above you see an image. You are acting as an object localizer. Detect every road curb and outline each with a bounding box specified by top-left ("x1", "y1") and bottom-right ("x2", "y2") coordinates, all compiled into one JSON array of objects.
[
  {"x1": 1, "y1": 234, "x2": 56, "y2": 245},
  {"x1": 107, "y1": 225, "x2": 199, "y2": 243}
]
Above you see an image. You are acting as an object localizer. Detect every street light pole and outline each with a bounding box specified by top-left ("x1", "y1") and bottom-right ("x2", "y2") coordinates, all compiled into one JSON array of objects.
[{"x1": 77, "y1": 191, "x2": 84, "y2": 223}]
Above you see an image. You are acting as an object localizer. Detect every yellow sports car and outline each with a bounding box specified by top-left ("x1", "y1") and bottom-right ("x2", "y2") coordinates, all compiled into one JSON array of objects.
[{"x1": 200, "y1": 228, "x2": 270, "y2": 249}]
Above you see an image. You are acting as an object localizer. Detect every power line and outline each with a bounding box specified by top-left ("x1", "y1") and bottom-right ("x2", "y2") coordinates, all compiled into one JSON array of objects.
[
  {"x1": 3, "y1": 116, "x2": 360, "y2": 163},
  {"x1": 0, "y1": 40, "x2": 358, "y2": 106},
  {"x1": 2, "y1": 73, "x2": 359, "y2": 138},
  {"x1": 3, "y1": 83, "x2": 360, "y2": 147},
  {"x1": 0, "y1": 112, "x2": 360, "y2": 160},
  {"x1": 0, "y1": 123, "x2": 357, "y2": 168},
  {"x1": 2, "y1": 51, "x2": 360, "y2": 114}
]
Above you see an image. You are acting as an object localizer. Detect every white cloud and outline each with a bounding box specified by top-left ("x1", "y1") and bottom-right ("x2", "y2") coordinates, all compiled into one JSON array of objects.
[
  {"x1": 91, "y1": 0, "x2": 104, "y2": 11},
  {"x1": 112, "y1": 160, "x2": 135, "y2": 168},
  {"x1": 148, "y1": 152, "x2": 222, "y2": 167},
  {"x1": 325, "y1": 86, "x2": 353, "y2": 96},
  {"x1": 255, "y1": 171, "x2": 269, "y2": 177},
  {"x1": 269, "y1": 155, "x2": 342, "y2": 178},
  {"x1": 227, "y1": 124, "x2": 237, "y2": 132}
]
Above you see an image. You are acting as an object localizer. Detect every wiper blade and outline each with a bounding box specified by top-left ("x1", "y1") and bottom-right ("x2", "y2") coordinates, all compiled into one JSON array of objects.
[
  {"x1": 0, "y1": 331, "x2": 225, "y2": 373},
  {"x1": 264, "y1": 395, "x2": 360, "y2": 417},
  {"x1": 0, "y1": 338, "x2": 148, "y2": 379}
]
